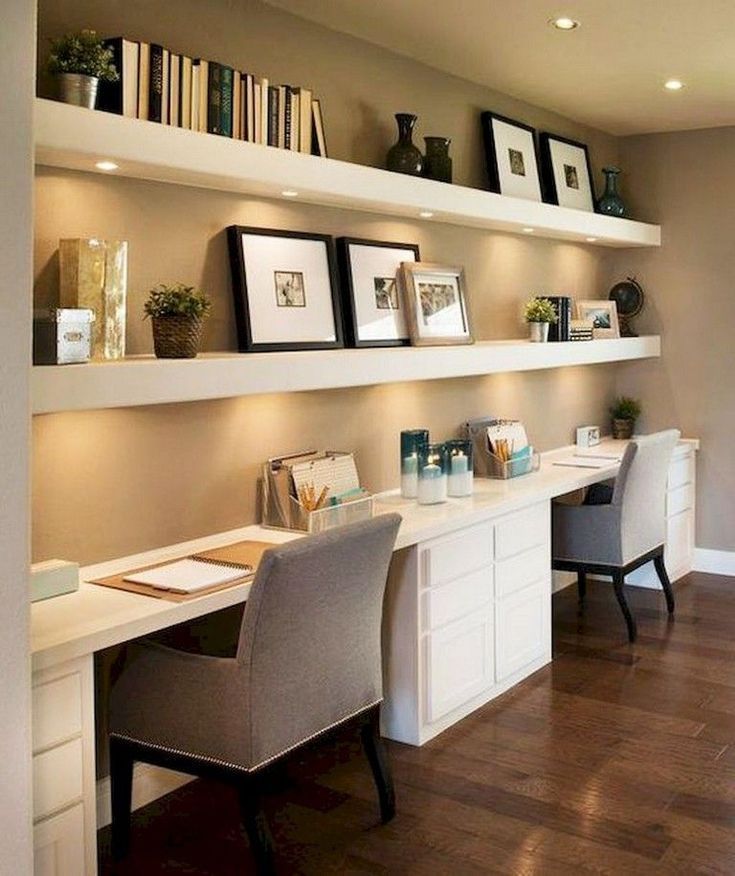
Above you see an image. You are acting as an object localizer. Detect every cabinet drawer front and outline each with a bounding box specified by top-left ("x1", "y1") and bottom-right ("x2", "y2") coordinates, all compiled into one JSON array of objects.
[
  {"x1": 34, "y1": 803, "x2": 86, "y2": 876},
  {"x1": 668, "y1": 454, "x2": 695, "y2": 489},
  {"x1": 425, "y1": 605, "x2": 494, "y2": 723},
  {"x1": 495, "y1": 544, "x2": 548, "y2": 599},
  {"x1": 424, "y1": 566, "x2": 493, "y2": 631},
  {"x1": 496, "y1": 581, "x2": 550, "y2": 682},
  {"x1": 33, "y1": 738, "x2": 84, "y2": 821},
  {"x1": 495, "y1": 502, "x2": 548, "y2": 561},
  {"x1": 424, "y1": 522, "x2": 493, "y2": 588},
  {"x1": 667, "y1": 482, "x2": 694, "y2": 517},
  {"x1": 32, "y1": 672, "x2": 82, "y2": 754},
  {"x1": 666, "y1": 509, "x2": 694, "y2": 577}
]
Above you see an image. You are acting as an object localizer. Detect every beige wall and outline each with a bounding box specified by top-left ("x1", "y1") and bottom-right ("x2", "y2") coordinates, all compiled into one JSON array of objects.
[
  {"x1": 33, "y1": 0, "x2": 623, "y2": 565},
  {"x1": 609, "y1": 127, "x2": 735, "y2": 552}
]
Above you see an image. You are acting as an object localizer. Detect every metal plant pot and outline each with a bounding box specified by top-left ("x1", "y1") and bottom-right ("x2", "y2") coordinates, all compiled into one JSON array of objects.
[
  {"x1": 58, "y1": 73, "x2": 99, "y2": 109},
  {"x1": 529, "y1": 321, "x2": 550, "y2": 343}
]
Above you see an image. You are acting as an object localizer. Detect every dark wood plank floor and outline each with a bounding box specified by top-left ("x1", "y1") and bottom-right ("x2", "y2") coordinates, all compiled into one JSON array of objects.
[{"x1": 99, "y1": 572, "x2": 735, "y2": 874}]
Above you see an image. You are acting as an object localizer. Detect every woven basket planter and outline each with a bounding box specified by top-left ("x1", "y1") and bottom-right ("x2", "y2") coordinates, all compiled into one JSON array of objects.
[
  {"x1": 612, "y1": 418, "x2": 635, "y2": 440},
  {"x1": 151, "y1": 315, "x2": 203, "y2": 359}
]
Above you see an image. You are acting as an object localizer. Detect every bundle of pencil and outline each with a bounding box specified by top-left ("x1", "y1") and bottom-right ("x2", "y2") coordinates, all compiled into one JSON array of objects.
[
  {"x1": 297, "y1": 483, "x2": 329, "y2": 512},
  {"x1": 493, "y1": 439, "x2": 514, "y2": 462}
]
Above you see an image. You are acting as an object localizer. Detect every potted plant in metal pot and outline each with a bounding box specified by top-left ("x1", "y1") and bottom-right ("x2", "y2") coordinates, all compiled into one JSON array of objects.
[
  {"x1": 46, "y1": 29, "x2": 118, "y2": 109},
  {"x1": 523, "y1": 297, "x2": 558, "y2": 343},
  {"x1": 609, "y1": 396, "x2": 642, "y2": 439},
  {"x1": 144, "y1": 284, "x2": 212, "y2": 359}
]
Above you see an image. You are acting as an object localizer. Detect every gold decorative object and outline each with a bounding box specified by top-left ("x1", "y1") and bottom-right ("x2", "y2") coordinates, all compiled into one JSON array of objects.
[{"x1": 59, "y1": 238, "x2": 127, "y2": 359}]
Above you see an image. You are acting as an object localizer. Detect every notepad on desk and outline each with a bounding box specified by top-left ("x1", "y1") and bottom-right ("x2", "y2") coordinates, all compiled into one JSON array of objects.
[{"x1": 124, "y1": 558, "x2": 250, "y2": 594}]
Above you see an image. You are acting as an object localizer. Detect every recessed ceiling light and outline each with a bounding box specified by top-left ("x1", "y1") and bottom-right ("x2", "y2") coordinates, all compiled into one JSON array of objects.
[
  {"x1": 522, "y1": 227, "x2": 535, "y2": 234},
  {"x1": 549, "y1": 16, "x2": 580, "y2": 30},
  {"x1": 95, "y1": 160, "x2": 119, "y2": 171},
  {"x1": 664, "y1": 79, "x2": 684, "y2": 91},
  {"x1": 586, "y1": 236, "x2": 598, "y2": 242},
  {"x1": 281, "y1": 189, "x2": 299, "y2": 197},
  {"x1": 419, "y1": 210, "x2": 434, "y2": 218}
]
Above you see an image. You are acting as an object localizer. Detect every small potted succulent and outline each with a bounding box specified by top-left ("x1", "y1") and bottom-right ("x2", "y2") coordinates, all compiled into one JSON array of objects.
[
  {"x1": 144, "y1": 284, "x2": 212, "y2": 359},
  {"x1": 609, "y1": 396, "x2": 642, "y2": 439},
  {"x1": 46, "y1": 29, "x2": 118, "y2": 109},
  {"x1": 523, "y1": 297, "x2": 558, "y2": 343}
]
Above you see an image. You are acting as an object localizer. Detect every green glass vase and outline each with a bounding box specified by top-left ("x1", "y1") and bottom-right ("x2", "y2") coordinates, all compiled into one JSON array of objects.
[
  {"x1": 386, "y1": 113, "x2": 424, "y2": 177},
  {"x1": 597, "y1": 167, "x2": 626, "y2": 217}
]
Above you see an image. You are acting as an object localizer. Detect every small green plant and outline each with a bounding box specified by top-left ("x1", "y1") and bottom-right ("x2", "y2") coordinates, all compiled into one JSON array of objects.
[
  {"x1": 46, "y1": 30, "x2": 119, "y2": 81},
  {"x1": 523, "y1": 297, "x2": 558, "y2": 324},
  {"x1": 609, "y1": 396, "x2": 642, "y2": 421},
  {"x1": 143, "y1": 284, "x2": 212, "y2": 319}
]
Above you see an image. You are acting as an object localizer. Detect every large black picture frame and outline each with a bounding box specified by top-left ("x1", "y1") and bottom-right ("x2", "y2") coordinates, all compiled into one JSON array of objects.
[
  {"x1": 539, "y1": 132, "x2": 596, "y2": 210},
  {"x1": 480, "y1": 111, "x2": 543, "y2": 200},
  {"x1": 337, "y1": 237, "x2": 420, "y2": 348},
  {"x1": 227, "y1": 225, "x2": 344, "y2": 353}
]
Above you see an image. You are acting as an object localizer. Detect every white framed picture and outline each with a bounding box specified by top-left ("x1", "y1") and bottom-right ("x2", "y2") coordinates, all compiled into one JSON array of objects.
[
  {"x1": 576, "y1": 300, "x2": 621, "y2": 339},
  {"x1": 337, "y1": 238, "x2": 419, "y2": 347},
  {"x1": 540, "y1": 133, "x2": 595, "y2": 212},
  {"x1": 227, "y1": 226, "x2": 343, "y2": 351},
  {"x1": 481, "y1": 111, "x2": 542, "y2": 201},
  {"x1": 399, "y1": 262, "x2": 473, "y2": 346}
]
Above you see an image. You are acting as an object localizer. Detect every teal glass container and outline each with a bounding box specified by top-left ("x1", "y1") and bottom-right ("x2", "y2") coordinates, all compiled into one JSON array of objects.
[
  {"x1": 400, "y1": 429, "x2": 429, "y2": 498},
  {"x1": 386, "y1": 113, "x2": 424, "y2": 177},
  {"x1": 417, "y1": 443, "x2": 448, "y2": 505},
  {"x1": 597, "y1": 167, "x2": 626, "y2": 217},
  {"x1": 444, "y1": 439, "x2": 473, "y2": 497},
  {"x1": 424, "y1": 137, "x2": 452, "y2": 183}
]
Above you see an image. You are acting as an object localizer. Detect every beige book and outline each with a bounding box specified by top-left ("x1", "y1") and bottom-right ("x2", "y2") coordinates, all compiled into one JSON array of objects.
[
  {"x1": 232, "y1": 72, "x2": 241, "y2": 139},
  {"x1": 138, "y1": 42, "x2": 150, "y2": 119},
  {"x1": 198, "y1": 59, "x2": 209, "y2": 133},
  {"x1": 180, "y1": 56, "x2": 192, "y2": 129}
]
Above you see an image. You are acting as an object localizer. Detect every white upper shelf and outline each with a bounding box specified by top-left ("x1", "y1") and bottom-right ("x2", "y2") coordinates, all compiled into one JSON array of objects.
[
  {"x1": 35, "y1": 99, "x2": 660, "y2": 248},
  {"x1": 32, "y1": 336, "x2": 661, "y2": 414}
]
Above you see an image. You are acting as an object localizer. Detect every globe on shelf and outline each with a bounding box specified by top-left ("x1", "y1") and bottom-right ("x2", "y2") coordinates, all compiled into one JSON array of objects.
[{"x1": 609, "y1": 276, "x2": 644, "y2": 337}]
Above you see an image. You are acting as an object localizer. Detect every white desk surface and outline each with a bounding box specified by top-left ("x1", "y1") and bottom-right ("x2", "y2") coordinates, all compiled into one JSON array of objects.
[{"x1": 30, "y1": 438, "x2": 698, "y2": 670}]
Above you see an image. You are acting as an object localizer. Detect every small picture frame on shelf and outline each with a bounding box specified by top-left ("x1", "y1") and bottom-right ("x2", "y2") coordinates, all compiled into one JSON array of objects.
[
  {"x1": 399, "y1": 262, "x2": 473, "y2": 346},
  {"x1": 480, "y1": 111, "x2": 542, "y2": 201},
  {"x1": 539, "y1": 133, "x2": 595, "y2": 212},
  {"x1": 337, "y1": 237, "x2": 419, "y2": 347},
  {"x1": 576, "y1": 300, "x2": 620, "y2": 339},
  {"x1": 227, "y1": 226, "x2": 343, "y2": 352}
]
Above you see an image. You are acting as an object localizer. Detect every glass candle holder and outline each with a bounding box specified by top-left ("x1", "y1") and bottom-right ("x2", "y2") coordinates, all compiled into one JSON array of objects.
[
  {"x1": 445, "y1": 439, "x2": 474, "y2": 497},
  {"x1": 417, "y1": 443, "x2": 448, "y2": 505},
  {"x1": 400, "y1": 429, "x2": 429, "y2": 498}
]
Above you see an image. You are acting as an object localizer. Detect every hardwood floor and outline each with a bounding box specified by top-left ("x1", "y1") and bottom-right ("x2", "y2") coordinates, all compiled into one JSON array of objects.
[{"x1": 99, "y1": 572, "x2": 735, "y2": 874}]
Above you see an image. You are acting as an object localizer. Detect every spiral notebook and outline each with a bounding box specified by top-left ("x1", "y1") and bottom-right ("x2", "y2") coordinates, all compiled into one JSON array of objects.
[{"x1": 124, "y1": 558, "x2": 249, "y2": 594}]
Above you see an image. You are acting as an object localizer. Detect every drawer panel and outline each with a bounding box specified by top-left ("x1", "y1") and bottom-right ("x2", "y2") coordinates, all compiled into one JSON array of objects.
[
  {"x1": 495, "y1": 543, "x2": 548, "y2": 599},
  {"x1": 425, "y1": 605, "x2": 494, "y2": 723},
  {"x1": 424, "y1": 566, "x2": 493, "y2": 631},
  {"x1": 668, "y1": 454, "x2": 695, "y2": 489},
  {"x1": 424, "y1": 522, "x2": 493, "y2": 588},
  {"x1": 33, "y1": 738, "x2": 83, "y2": 821},
  {"x1": 34, "y1": 803, "x2": 86, "y2": 876},
  {"x1": 495, "y1": 502, "x2": 548, "y2": 561},
  {"x1": 667, "y1": 482, "x2": 694, "y2": 518},
  {"x1": 666, "y1": 509, "x2": 694, "y2": 577},
  {"x1": 32, "y1": 672, "x2": 82, "y2": 754},
  {"x1": 496, "y1": 580, "x2": 550, "y2": 682}
]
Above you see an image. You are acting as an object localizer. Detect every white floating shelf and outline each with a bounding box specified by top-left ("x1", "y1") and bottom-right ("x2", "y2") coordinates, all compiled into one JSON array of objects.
[
  {"x1": 32, "y1": 336, "x2": 661, "y2": 414},
  {"x1": 35, "y1": 99, "x2": 660, "y2": 248}
]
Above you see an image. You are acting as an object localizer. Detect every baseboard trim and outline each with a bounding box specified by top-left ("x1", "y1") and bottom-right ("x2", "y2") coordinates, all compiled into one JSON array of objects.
[
  {"x1": 96, "y1": 763, "x2": 193, "y2": 829},
  {"x1": 692, "y1": 548, "x2": 735, "y2": 576}
]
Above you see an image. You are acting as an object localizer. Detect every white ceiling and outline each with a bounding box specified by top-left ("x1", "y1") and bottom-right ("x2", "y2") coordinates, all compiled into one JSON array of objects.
[{"x1": 266, "y1": 0, "x2": 735, "y2": 136}]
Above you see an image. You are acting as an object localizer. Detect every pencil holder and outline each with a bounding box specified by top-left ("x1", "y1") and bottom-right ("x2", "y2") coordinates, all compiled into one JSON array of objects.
[
  {"x1": 445, "y1": 439, "x2": 474, "y2": 496},
  {"x1": 400, "y1": 429, "x2": 429, "y2": 498},
  {"x1": 488, "y1": 450, "x2": 540, "y2": 479},
  {"x1": 417, "y1": 443, "x2": 448, "y2": 505}
]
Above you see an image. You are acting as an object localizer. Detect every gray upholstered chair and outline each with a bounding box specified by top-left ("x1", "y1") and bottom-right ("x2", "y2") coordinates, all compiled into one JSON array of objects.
[
  {"x1": 552, "y1": 430, "x2": 680, "y2": 642},
  {"x1": 108, "y1": 513, "x2": 402, "y2": 873}
]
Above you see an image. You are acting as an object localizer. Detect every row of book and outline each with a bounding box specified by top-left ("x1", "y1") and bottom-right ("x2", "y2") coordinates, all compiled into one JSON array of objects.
[
  {"x1": 97, "y1": 38, "x2": 327, "y2": 156},
  {"x1": 542, "y1": 297, "x2": 594, "y2": 341}
]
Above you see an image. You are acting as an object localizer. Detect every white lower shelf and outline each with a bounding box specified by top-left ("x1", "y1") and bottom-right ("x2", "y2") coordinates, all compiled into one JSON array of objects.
[{"x1": 32, "y1": 336, "x2": 661, "y2": 414}]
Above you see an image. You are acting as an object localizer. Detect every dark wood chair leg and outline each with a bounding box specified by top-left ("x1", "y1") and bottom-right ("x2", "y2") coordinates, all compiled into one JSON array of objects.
[
  {"x1": 612, "y1": 570, "x2": 637, "y2": 642},
  {"x1": 577, "y1": 571, "x2": 587, "y2": 604},
  {"x1": 654, "y1": 551, "x2": 675, "y2": 615},
  {"x1": 239, "y1": 778, "x2": 276, "y2": 875},
  {"x1": 109, "y1": 736, "x2": 135, "y2": 860},
  {"x1": 360, "y1": 706, "x2": 396, "y2": 824}
]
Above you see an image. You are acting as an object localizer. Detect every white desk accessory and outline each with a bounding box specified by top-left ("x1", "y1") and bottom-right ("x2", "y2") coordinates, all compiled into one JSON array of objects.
[{"x1": 576, "y1": 425, "x2": 601, "y2": 448}]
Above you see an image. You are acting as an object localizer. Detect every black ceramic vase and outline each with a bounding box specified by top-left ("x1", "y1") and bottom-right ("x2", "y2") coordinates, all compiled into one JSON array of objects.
[
  {"x1": 597, "y1": 167, "x2": 626, "y2": 217},
  {"x1": 424, "y1": 137, "x2": 452, "y2": 183},
  {"x1": 386, "y1": 113, "x2": 424, "y2": 176}
]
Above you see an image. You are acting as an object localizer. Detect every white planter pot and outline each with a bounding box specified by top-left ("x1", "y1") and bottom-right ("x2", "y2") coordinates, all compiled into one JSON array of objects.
[{"x1": 529, "y1": 322, "x2": 550, "y2": 343}]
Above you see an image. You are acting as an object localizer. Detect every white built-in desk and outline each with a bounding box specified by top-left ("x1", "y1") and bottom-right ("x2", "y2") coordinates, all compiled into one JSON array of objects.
[{"x1": 30, "y1": 438, "x2": 698, "y2": 874}]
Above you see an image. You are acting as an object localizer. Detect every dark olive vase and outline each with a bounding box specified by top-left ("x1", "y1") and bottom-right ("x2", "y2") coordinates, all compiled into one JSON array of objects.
[
  {"x1": 424, "y1": 137, "x2": 452, "y2": 183},
  {"x1": 386, "y1": 113, "x2": 424, "y2": 176},
  {"x1": 597, "y1": 167, "x2": 626, "y2": 217}
]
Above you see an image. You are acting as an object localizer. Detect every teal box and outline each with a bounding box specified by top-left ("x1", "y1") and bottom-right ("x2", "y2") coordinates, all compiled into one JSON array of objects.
[{"x1": 31, "y1": 560, "x2": 79, "y2": 603}]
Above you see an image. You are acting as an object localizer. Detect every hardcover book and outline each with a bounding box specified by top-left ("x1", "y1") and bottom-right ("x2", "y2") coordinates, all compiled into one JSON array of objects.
[
  {"x1": 138, "y1": 42, "x2": 150, "y2": 120},
  {"x1": 219, "y1": 65, "x2": 234, "y2": 137},
  {"x1": 207, "y1": 62, "x2": 222, "y2": 134},
  {"x1": 148, "y1": 43, "x2": 164, "y2": 122},
  {"x1": 98, "y1": 38, "x2": 139, "y2": 118},
  {"x1": 267, "y1": 84, "x2": 279, "y2": 147}
]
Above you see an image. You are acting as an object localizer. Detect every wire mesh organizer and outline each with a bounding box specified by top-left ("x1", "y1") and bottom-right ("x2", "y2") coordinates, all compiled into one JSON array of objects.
[
  {"x1": 487, "y1": 450, "x2": 540, "y2": 479},
  {"x1": 286, "y1": 493, "x2": 374, "y2": 533}
]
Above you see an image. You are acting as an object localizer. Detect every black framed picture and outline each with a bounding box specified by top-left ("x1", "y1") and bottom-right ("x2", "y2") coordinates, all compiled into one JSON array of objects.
[
  {"x1": 227, "y1": 226, "x2": 343, "y2": 352},
  {"x1": 480, "y1": 111, "x2": 542, "y2": 201},
  {"x1": 539, "y1": 132, "x2": 595, "y2": 212},
  {"x1": 337, "y1": 237, "x2": 420, "y2": 347}
]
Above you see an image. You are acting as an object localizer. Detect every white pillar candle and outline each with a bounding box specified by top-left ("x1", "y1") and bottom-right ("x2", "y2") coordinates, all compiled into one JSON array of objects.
[
  {"x1": 448, "y1": 470, "x2": 473, "y2": 497},
  {"x1": 417, "y1": 464, "x2": 447, "y2": 504},
  {"x1": 401, "y1": 453, "x2": 419, "y2": 498}
]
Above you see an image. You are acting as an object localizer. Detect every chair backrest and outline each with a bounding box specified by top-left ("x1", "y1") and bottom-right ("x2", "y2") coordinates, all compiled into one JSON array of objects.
[
  {"x1": 612, "y1": 429, "x2": 680, "y2": 563},
  {"x1": 236, "y1": 513, "x2": 401, "y2": 769}
]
